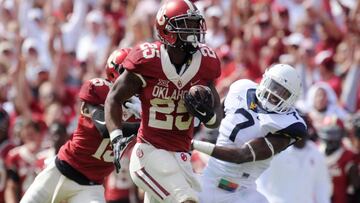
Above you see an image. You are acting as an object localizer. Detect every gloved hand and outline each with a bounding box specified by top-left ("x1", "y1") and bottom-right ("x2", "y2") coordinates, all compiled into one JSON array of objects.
[
  {"x1": 111, "y1": 134, "x2": 136, "y2": 173},
  {"x1": 184, "y1": 89, "x2": 215, "y2": 124},
  {"x1": 124, "y1": 96, "x2": 142, "y2": 119}
]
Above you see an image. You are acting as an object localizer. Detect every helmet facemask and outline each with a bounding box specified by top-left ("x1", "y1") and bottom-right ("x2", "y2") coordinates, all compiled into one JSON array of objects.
[
  {"x1": 164, "y1": 10, "x2": 206, "y2": 53},
  {"x1": 256, "y1": 77, "x2": 294, "y2": 113}
]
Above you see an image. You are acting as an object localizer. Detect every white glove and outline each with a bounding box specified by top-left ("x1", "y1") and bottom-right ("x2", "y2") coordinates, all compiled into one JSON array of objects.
[{"x1": 124, "y1": 96, "x2": 142, "y2": 119}]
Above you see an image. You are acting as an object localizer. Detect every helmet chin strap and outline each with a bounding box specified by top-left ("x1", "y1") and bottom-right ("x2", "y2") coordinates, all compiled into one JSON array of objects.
[{"x1": 176, "y1": 34, "x2": 199, "y2": 54}]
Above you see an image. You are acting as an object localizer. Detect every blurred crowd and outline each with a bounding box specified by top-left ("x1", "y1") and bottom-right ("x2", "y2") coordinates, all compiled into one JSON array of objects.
[{"x1": 0, "y1": 0, "x2": 360, "y2": 202}]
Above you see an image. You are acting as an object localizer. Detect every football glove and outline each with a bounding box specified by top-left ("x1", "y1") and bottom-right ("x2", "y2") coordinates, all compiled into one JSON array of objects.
[
  {"x1": 184, "y1": 90, "x2": 215, "y2": 124},
  {"x1": 111, "y1": 134, "x2": 136, "y2": 173},
  {"x1": 123, "y1": 96, "x2": 142, "y2": 119}
]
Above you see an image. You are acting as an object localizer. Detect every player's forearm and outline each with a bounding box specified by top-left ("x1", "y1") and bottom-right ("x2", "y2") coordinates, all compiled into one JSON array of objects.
[
  {"x1": 193, "y1": 136, "x2": 290, "y2": 164},
  {"x1": 105, "y1": 92, "x2": 124, "y2": 133}
]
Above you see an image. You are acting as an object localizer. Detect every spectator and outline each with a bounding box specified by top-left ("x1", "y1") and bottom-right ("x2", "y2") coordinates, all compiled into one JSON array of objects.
[
  {"x1": 76, "y1": 10, "x2": 111, "y2": 72},
  {"x1": 0, "y1": 109, "x2": 15, "y2": 203},
  {"x1": 314, "y1": 50, "x2": 342, "y2": 96},
  {"x1": 304, "y1": 82, "x2": 349, "y2": 131},
  {"x1": 317, "y1": 119, "x2": 360, "y2": 203},
  {"x1": 204, "y1": 5, "x2": 226, "y2": 49},
  {"x1": 4, "y1": 119, "x2": 43, "y2": 203}
]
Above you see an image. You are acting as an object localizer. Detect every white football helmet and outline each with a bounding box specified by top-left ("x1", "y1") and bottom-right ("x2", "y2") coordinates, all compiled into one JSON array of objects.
[{"x1": 256, "y1": 64, "x2": 301, "y2": 113}]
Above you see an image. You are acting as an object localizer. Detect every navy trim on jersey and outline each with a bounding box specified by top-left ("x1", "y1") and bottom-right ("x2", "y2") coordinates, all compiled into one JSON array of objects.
[
  {"x1": 273, "y1": 122, "x2": 307, "y2": 140},
  {"x1": 246, "y1": 89, "x2": 276, "y2": 114}
]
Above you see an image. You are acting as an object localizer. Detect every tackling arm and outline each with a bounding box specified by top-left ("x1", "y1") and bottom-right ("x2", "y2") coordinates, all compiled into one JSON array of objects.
[{"x1": 192, "y1": 135, "x2": 291, "y2": 164}]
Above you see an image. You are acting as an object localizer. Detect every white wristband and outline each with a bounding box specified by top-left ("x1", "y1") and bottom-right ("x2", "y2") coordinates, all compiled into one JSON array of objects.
[
  {"x1": 245, "y1": 142, "x2": 256, "y2": 162},
  {"x1": 264, "y1": 137, "x2": 275, "y2": 157},
  {"x1": 110, "y1": 129, "x2": 123, "y2": 142},
  {"x1": 206, "y1": 114, "x2": 217, "y2": 126},
  {"x1": 192, "y1": 140, "x2": 215, "y2": 155}
]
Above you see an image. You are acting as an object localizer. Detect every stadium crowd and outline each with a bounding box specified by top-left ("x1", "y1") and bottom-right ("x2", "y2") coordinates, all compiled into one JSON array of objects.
[{"x1": 0, "y1": 0, "x2": 359, "y2": 202}]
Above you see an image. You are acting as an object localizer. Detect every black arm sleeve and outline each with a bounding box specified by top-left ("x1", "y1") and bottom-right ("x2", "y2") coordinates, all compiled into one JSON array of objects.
[
  {"x1": 269, "y1": 122, "x2": 308, "y2": 145},
  {"x1": 90, "y1": 105, "x2": 109, "y2": 138},
  {"x1": 122, "y1": 122, "x2": 140, "y2": 137}
]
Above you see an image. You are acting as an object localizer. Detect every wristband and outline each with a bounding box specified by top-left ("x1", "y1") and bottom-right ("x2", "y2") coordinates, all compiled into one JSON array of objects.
[
  {"x1": 245, "y1": 142, "x2": 256, "y2": 162},
  {"x1": 206, "y1": 114, "x2": 216, "y2": 126},
  {"x1": 264, "y1": 137, "x2": 275, "y2": 157},
  {"x1": 110, "y1": 129, "x2": 123, "y2": 142},
  {"x1": 192, "y1": 140, "x2": 215, "y2": 155}
]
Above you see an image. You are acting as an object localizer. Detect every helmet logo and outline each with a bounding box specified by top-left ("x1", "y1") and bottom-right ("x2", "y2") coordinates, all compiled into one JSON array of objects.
[{"x1": 156, "y1": 6, "x2": 167, "y2": 26}]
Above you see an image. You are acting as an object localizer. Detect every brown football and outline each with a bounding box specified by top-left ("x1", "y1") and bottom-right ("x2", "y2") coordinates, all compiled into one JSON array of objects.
[{"x1": 187, "y1": 85, "x2": 214, "y2": 108}]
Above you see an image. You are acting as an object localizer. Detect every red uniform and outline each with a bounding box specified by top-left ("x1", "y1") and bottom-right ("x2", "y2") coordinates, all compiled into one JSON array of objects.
[
  {"x1": 326, "y1": 148, "x2": 356, "y2": 203},
  {"x1": 123, "y1": 42, "x2": 221, "y2": 152},
  {"x1": 21, "y1": 78, "x2": 115, "y2": 203},
  {"x1": 57, "y1": 78, "x2": 114, "y2": 184}
]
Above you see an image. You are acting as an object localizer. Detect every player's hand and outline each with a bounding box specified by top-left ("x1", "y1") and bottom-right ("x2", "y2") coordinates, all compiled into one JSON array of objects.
[
  {"x1": 111, "y1": 134, "x2": 136, "y2": 173},
  {"x1": 184, "y1": 90, "x2": 214, "y2": 124},
  {"x1": 124, "y1": 96, "x2": 142, "y2": 119}
]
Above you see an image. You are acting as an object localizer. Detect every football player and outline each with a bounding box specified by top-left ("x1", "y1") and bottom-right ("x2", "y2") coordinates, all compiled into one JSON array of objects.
[
  {"x1": 105, "y1": 0, "x2": 222, "y2": 202},
  {"x1": 191, "y1": 64, "x2": 307, "y2": 203},
  {"x1": 104, "y1": 48, "x2": 141, "y2": 203},
  {"x1": 20, "y1": 48, "x2": 140, "y2": 203}
]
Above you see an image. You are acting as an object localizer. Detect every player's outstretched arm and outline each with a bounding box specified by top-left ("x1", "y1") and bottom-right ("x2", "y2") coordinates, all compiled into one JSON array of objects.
[{"x1": 192, "y1": 135, "x2": 291, "y2": 164}]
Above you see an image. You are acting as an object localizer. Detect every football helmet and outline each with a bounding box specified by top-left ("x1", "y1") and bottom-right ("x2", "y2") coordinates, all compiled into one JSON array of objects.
[
  {"x1": 79, "y1": 78, "x2": 112, "y2": 106},
  {"x1": 105, "y1": 48, "x2": 131, "y2": 83},
  {"x1": 256, "y1": 64, "x2": 301, "y2": 113},
  {"x1": 155, "y1": 0, "x2": 206, "y2": 53}
]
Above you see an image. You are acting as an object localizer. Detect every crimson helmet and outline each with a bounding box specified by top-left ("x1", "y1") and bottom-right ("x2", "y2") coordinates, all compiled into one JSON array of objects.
[
  {"x1": 105, "y1": 48, "x2": 131, "y2": 83},
  {"x1": 155, "y1": 0, "x2": 206, "y2": 52},
  {"x1": 79, "y1": 78, "x2": 112, "y2": 106}
]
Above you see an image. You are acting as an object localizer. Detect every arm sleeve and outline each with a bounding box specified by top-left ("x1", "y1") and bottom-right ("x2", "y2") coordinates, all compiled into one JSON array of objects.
[
  {"x1": 272, "y1": 122, "x2": 308, "y2": 144},
  {"x1": 122, "y1": 122, "x2": 140, "y2": 137},
  {"x1": 90, "y1": 106, "x2": 109, "y2": 138}
]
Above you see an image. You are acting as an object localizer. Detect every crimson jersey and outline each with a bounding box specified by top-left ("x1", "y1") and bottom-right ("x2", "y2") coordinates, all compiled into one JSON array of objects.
[
  {"x1": 0, "y1": 140, "x2": 14, "y2": 203},
  {"x1": 123, "y1": 41, "x2": 221, "y2": 151},
  {"x1": 57, "y1": 115, "x2": 114, "y2": 184},
  {"x1": 325, "y1": 148, "x2": 356, "y2": 203},
  {"x1": 5, "y1": 146, "x2": 40, "y2": 196}
]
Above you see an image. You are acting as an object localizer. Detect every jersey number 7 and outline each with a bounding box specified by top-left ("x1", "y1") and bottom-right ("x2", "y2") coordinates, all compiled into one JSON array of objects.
[{"x1": 229, "y1": 108, "x2": 255, "y2": 142}]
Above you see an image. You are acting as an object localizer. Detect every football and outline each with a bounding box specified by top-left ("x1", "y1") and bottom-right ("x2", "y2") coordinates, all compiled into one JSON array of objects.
[{"x1": 187, "y1": 85, "x2": 214, "y2": 108}]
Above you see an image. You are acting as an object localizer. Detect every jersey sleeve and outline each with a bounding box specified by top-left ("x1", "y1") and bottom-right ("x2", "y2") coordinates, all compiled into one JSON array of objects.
[
  {"x1": 271, "y1": 122, "x2": 307, "y2": 142},
  {"x1": 122, "y1": 42, "x2": 160, "y2": 78},
  {"x1": 200, "y1": 45, "x2": 221, "y2": 81}
]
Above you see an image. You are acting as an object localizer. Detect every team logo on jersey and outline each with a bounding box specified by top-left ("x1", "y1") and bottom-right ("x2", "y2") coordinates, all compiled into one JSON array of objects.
[
  {"x1": 156, "y1": 6, "x2": 166, "y2": 26},
  {"x1": 249, "y1": 102, "x2": 257, "y2": 110},
  {"x1": 136, "y1": 148, "x2": 144, "y2": 158},
  {"x1": 157, "y1": 79, "x2": 169, "y2": 87},
  {"x1": 180, "y1": 152, "x2": 187, "y2": 162}
]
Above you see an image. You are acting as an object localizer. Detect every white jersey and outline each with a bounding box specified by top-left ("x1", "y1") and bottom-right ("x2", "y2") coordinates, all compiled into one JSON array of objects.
[{"x1": 205, "y1": 79, "x2": 307, "y2": 188}]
